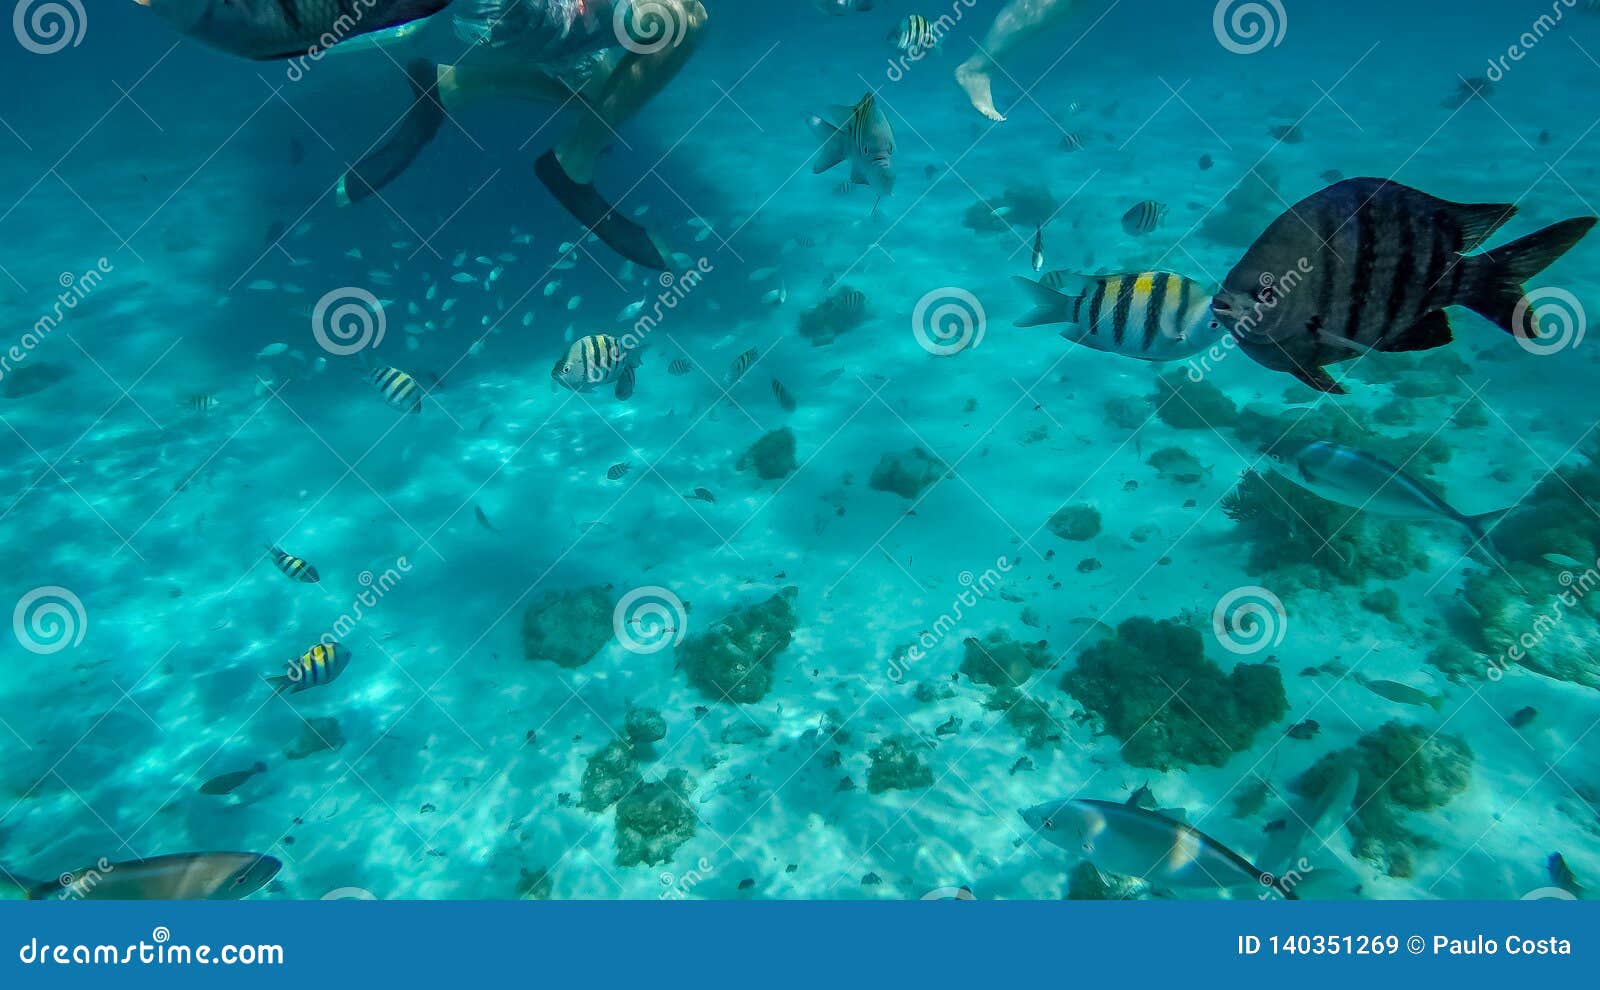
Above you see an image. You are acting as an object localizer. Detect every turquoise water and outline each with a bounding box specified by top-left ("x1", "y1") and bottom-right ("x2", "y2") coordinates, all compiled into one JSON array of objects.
[{"x1": 1, "y1": 0, "x2": 1597, "y2": 900}]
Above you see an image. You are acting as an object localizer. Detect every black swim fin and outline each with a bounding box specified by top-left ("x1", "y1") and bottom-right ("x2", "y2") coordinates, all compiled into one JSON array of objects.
[
  {"x1": 337, "y1": 59, "x2": 447, "y2": 207},
  {"x1": 536, "y1": 151, "x2": 668, "y2": 270}
]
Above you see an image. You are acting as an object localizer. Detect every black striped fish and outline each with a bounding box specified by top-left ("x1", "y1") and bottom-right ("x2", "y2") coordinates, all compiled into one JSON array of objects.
[
  {"x1": 1121, "y1": 200, "x2": 1167, "y2": 236},
  {"x1": 265, "y1": 545, "x2": 320, "y2": 583},
  {"x1": 607, "y1": 462, "x2": 631, "y2": 481},
  {"x1": 726, "y1": 348, "x2": 759, "y2": 387},
  {"x1": 668, "y1": 358, "x2": 692, "y2": 376},
  {"x1": 184, "y1": 394, "x2": 218, "y2": 413},
  {"x1": 772, "y1": 378, "x2": 797, "y2": 412},
  {"x1": 136, "y1": 0, "x2": 450, "y2": 62},
  {"x1": 1215, "y1": 177, "x2": 1597, "y2": 394},
  {"x1": 1013, "y1": 271, "x2": 1225, "y2": 362},
  {"x1": 552, "y1": 334, "x2": 640, "y2": 401},
  {"x1": 368, "y1": 366, "x2": 423, "y2": 413},
  {"x1": 830, "y1": 287, "x2": 867, "y2": 312},
  {"x1": 888, "y1": 14, "x2": 940, "y2": 54},
  {"x1": 1059, "y1": 133, "x2": 1085, "y2": 152},
  {"x1": 809, "y1": 93, "x2": 896, "y2": 202},
  {"x1": 267, "y1": 642, "x2": 349, "y2": 695}
]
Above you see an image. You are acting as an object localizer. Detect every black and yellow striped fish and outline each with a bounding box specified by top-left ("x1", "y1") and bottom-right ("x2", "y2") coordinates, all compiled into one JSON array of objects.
[
  {"x1": 888, "y1": 14, "x2": 940, "y2": 54},
  {"x1": 668, "y1": 358, "x2": 692, "y2": 376},
  {"x1": 1012, "y1": 271, "x2": 1225, "y2": 362},
  {"x1": 368, "y1": 366, "x2": 424, "y2": 413},
  {"x1": 184, "y1": 394, "x2": 218, "y2": 413},
  {"x1": 267, "y1": 642, "x2": 349, "y2": 695},
  {"x1": 1122, "y1": 200, "x2": 1168, "y2": 236},
  {"x1": 265, "y1": 545, "x2": 320, "y2": 584},
  {"x1": 607, "y1": 462, "x2": 631, "y2": 481},
  {"x1": 552, "y1": 334, "x2": 639, "y2": 400}
]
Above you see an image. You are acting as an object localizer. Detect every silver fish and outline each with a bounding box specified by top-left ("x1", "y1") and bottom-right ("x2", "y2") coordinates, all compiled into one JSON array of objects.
[
  {"x1": 1031, "y1": 226, "x2": 1046, "y2": 272},
  {"x1": 1267, "y1": 441, "x2": 1508, "y2": 555},
  {"x1": 1021, "y1": 798, "x2": 1292, "y2": 897},
  {"x1": 810, "y1": 93, "x2": 896, "y2": 203},
  {"x1": 13, "y1": 852, "x2": 280, "y2": 901},
  {"x1": 135, "y1": 0, "x2": 450, "y2": 61}
]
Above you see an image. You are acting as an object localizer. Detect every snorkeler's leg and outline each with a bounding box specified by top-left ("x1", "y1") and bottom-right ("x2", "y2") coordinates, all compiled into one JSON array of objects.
[
  {"x1": 537, "y1": 0, "x2": 710, "y2": 269},
  {"x1": 956, "y1": 0, "x2": 1082, "y2": 122}
]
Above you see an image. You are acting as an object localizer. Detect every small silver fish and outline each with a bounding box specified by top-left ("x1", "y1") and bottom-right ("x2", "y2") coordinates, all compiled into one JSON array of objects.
[{"x1": 1031, "y1": 225, "x2": 1045, "y2": 272}]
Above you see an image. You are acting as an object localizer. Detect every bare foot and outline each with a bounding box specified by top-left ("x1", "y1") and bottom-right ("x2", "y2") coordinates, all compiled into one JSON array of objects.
[{"x1": 956, "y1": 62, "x2": 1006, "y2": 122}]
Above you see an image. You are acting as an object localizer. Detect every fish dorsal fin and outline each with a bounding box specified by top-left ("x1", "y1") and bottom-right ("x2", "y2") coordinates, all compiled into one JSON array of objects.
[{"x1": 1448, "y1": 200, "x2": 1518, "y2": 252}]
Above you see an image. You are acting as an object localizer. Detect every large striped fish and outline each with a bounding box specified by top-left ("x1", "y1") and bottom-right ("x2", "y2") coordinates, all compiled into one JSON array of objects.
[
  {"x1": 1215, "y1": 177, "x2": 1597, "y2": 393},
  {"x1": 1012, "y1": 271, "x2": 1224, "y2": 361},
  {"x1": 889, "y1": 14, "x2": 940, "y2": 53},
  {"x1": 552, "y1": 334, "x2": 640, "y2": 401},
  {"x1": 809, "y1": 93, "x2": 896, "y2": 203},
  {"x1": 135, "y1": 0, "x2": 452, "y2": 61}
]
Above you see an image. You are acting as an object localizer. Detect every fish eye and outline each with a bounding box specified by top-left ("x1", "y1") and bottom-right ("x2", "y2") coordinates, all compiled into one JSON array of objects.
[{"x1": 1043, "y1": 818, "x2": 1054, "y2": 829}]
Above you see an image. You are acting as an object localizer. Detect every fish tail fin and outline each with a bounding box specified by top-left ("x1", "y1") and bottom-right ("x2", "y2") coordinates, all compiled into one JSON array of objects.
[
  {"x1": 264, "y1": 674, "x2": 292, "y2": 696},
  {"x1": 808, "y1": 115, "x2": 848, "y2": 174},
  {"x1": 0, "y1": 867, "x2": 38, "y2": 900},
  {"x1": 1011, "y1": 276, "x2": 1080, "y2": 328},
  {"x1": 1463, "y1": 506, "x2": 1512, "y2": 565},
  {"x1": 1464, "y1": 216, "x2": 1597, "y2": 336}
]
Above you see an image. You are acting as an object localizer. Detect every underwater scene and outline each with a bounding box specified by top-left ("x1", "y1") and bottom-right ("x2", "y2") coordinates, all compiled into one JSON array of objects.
[{"x1": 1, "y1": 0, "x2": 1598, "y2": 903}]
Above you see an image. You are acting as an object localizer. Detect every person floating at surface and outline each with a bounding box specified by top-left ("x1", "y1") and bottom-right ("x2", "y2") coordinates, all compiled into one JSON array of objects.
[
  {"x1": 348, "y1": 0, "x2": 710, "y2": 270},
  {"x1": 955, "y1": 0, "x2": 1090, "y2": 123}
]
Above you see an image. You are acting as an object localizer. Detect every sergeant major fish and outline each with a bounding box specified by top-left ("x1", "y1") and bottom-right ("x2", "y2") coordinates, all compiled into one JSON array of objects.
[
  {"x1": 267, "y1": 643, "x2": 350, "y2": 695},
  {"x1": 1213, "y1": 177, "x2": 1596, "y2": 393},
  {"x1": 810, "y1": 93, "x2": 896, "y2": 208},
  {"x1": 552, "y1": 334, "x2": 640, "y2": 401},
  {"x1": 1012, "y1": 271, "x2": 1225, "y2": 362},
  {"x1": 889, "y1": 14, "x2": 940, "y2": 54},
  {"x1": 265, "y1": 545, "x2": 319, "y2": 583},
  {"x1": 134, "y1": 0, "x2": 451, "y2": 61},
  {"x1": 369, "y1": 366, "x2": 424, "y2": 413}
]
